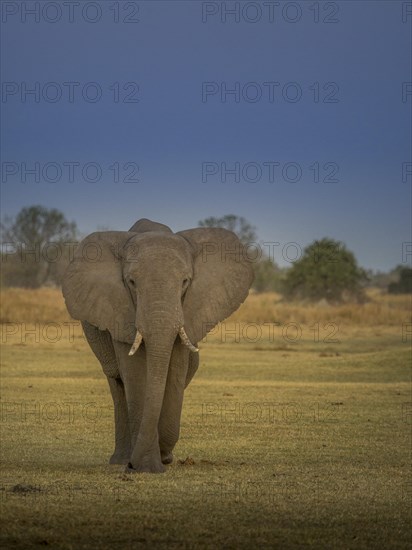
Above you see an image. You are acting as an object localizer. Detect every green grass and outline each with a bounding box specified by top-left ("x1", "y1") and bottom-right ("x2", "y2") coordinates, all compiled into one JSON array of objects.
[{"x1": 1, "y1": 325, "x2": 411, "y2": 549}]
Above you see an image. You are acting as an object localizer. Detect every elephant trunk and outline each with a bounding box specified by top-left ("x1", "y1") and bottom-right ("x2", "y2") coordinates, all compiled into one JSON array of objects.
[
  {"x1": 128, "y1": 326, "x2": 176, "y2": 472},
  {"x1": 127, "y1": 301, "x2": 182, "y2": 473},
  {"x1": 126, "y1": 285, "x2": 197, "y2": 472}
]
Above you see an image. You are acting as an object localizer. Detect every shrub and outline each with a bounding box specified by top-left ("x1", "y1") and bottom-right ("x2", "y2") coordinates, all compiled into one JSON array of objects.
[{"x1": 282, "y1": 238, "x2": 368, "y2": 303}]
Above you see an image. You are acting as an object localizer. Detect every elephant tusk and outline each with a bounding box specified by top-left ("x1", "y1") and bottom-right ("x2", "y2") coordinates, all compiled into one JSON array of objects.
[
  {"x1": 128, "y1": 331, "x2": 143, "y2": 356},
  {"x1": 179, "y1": 327, "x2": 199, "y2": 353}
]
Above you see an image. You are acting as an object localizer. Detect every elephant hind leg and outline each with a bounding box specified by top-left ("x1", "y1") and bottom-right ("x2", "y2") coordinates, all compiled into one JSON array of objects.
[
  {"x1": 81, "y1": 321, "x2": 131, "y2": 463},
  {"x1": 108, "y1": 377, "x2": 131, "y2": 464},
  {"x1": 82, "y1": 321, "x2": 119, "y2": 378}
]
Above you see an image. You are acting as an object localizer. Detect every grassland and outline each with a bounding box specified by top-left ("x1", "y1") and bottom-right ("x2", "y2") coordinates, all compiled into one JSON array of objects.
[{"x1": 0, "y1": 288, "x2": 411, "y2": 549}]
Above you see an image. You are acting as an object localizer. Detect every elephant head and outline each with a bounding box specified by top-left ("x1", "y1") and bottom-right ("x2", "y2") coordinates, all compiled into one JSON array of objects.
[{"x1": 62, "y1": 218, "x2": 253, "y2": 472}]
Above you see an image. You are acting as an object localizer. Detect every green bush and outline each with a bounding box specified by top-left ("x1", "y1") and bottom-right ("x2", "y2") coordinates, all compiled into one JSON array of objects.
[
  {"x1": 387, "y1": 266, "x2": 412, "y2": 294},
  {"x1": 282, "y1": 238, "x2": 368, "y2": 303},
  {"x1": 252, "y1": 258, "x2": 283, "y2": 292}
]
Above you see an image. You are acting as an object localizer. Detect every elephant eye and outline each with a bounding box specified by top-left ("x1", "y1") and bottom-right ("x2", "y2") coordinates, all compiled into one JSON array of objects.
[{"x1": 129, "y1": 278, "x2": 135, "y2": 286}]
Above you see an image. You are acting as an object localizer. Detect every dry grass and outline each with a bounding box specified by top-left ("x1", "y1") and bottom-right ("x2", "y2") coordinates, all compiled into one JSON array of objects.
[
  {"x1": 231, "y1": 288, "x2": 412, "y2": 326},
  {"x1": 1, "y1": 317, "x2": 410, "y2": 549},
  {"x1": 0, "y1": 288, "x2": 71, "y2": 324},
  {"x1": 1, "y1": 287, "x2": 410, "y2": 326},
  {"x1": 0, "y1": 286, "x2": 411, "y2": 548}
]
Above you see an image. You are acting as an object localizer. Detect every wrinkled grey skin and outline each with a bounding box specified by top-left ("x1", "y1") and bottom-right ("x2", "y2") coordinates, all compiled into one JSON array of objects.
[{"x1": 63, "y1": 219, "x2": 253, "y2": 473}]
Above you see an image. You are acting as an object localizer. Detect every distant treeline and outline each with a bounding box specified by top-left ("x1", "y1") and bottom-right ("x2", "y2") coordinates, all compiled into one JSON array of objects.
[{"x1": 1, "y1": 207, "x2": 411, "y2": 300}]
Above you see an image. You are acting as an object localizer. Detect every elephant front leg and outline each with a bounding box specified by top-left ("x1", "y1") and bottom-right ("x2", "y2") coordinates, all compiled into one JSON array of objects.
[
  {"x1": 158, "y1": 344, "x2": 190, "y2": 465},
  {"x1": 107, "y1": 377, "x2": 131, "y2": 464},
  {"x1": 112, "y1": 341, "x2": 147, "y2": 459}
]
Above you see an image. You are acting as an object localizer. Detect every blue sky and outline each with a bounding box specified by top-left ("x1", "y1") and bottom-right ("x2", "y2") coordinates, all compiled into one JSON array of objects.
[{"x1": 1, "y1": 0, "x2": 411, "y2": 270}]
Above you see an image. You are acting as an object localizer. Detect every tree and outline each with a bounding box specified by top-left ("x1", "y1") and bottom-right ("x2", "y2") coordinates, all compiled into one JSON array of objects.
[
  {"x1": 282, "y1": 238, "x2": 368, "y2": 303},
  {"x1": 365, "y1": 265, "x2": 405, "y2": 289},
  {"x1": 198, "y1": 214, "x2": 282, "y2": 292},
  {"x1": 198, "y1": 214, "x2": 257, "y2": 245},
  {"x1": 387, "y1": 266, "x2": 412, "y2": 294},
  {"x1": 252, "y1": 258, "x2": 284, "y2": 292},
  {"x1": 1, "y1": 205, "x2": 77, "y2": 288}
]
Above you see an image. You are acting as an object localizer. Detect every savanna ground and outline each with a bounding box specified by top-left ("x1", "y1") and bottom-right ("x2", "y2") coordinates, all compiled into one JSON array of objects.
[{"x1": 0, "y1": 288, "x2": 411, "y2": 549}]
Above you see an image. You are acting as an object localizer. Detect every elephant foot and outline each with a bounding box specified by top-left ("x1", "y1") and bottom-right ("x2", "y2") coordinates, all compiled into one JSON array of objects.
[
  {"x1": 161, "y1": 451, "x2": 174, "y2": 465},
  {"x1": 128, "y1": 441, "x2": 166, "y2": 473},
  {"x1": 109, "y1": 453, "x2": 130, "y2": 465},
  {"x1": 125, "y1": 461, "x2": 166, "y2": 474}
]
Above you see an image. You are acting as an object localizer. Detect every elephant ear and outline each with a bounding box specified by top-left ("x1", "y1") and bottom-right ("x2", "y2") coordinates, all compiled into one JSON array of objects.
[
  {"x1": 177, "y1": 228, "x2": 254, "y2": 344},
  {"x1": 62, "y1": 231, "x2": 136, "y2": 344}
]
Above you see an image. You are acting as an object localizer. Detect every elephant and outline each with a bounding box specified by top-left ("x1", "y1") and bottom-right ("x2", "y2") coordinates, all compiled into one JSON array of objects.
[{"x1": 62, "y1": 218, "x2": 253, "y2": 473}]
